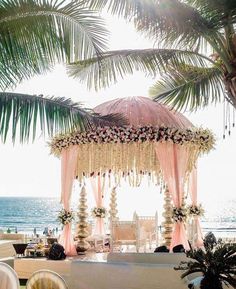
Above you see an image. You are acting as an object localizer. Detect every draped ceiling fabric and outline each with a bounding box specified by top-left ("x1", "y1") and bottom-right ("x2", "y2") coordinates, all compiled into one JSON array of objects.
[{"x1": 52, "y1": 96, "x2": 214, "y2": 250}]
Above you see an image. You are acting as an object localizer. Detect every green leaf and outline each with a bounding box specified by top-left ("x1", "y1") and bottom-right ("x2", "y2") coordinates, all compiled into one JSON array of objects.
[
  {"x1": 0, "y1": 0, "x2": 108, "y2": 89},
  {"x1": 150, "y1": 65, "x2": 223, "y2": 111},
  {"x1": 85, "y1": 0, "x2": 220, "y2": 49},
  {"x1": 0, "y1": 92, "x2": 126, "y2": 143},
  {"x1": 68, "y1": 48, "x2": 211, "y2": 90},
  {"x1": 186, "y1": 0, "x2": 236, "y2": 27}
]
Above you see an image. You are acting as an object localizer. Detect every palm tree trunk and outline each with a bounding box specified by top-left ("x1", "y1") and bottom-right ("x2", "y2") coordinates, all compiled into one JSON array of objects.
[{"x1": 224, "y1": 70, "x2": 236, "y2": 108}]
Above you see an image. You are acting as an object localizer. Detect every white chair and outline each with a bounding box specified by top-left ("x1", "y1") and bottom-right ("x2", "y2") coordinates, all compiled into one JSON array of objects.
[
  {"x1": 83, "y1": 223, "x2": 107, "y2": 251},
  {"x1": 110, "y1": 220, "x2": 139, "y2": 252},
  {"x1": 134, "y1": 212, "x2": 158, "y2": 250},
  {"x1": 26, "y1": 270, "x2": 68, "y2": 289},
  {"x1": 0, "y1": 262, "x2": 20, "y2": 289}
]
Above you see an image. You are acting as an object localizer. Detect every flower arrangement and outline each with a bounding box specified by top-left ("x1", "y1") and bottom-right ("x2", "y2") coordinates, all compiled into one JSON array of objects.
[
  {"x1": 187, "y1": 204, "x2": 204, "y2": 217},
  {"x1": 58, "y1": 209, "x2": 74, "y2": 225},
  {"x1": 50, "y1": 125, "x2": 215, "y2": 156},
  {"x1": 172, "y1": 206, "x2": 188, "y2": 222},
  {"x1": 91, "y1": 207, "x2": 107, "y2": 218}
]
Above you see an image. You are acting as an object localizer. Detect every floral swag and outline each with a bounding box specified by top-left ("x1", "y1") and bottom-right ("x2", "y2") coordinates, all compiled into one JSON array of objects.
[
  {"x1": 92, "y1": 207, "x2": 107, "y2": 218},
  {"x1": 50, "y1": 125, "x2": 215, "y2": 156},
  {"x1": 58, "y1": 209, "x2": 74, "y2": 225},
  {"x1": 187, "y1": 204, "x2": 204, "y2": 217},
  {"x1": 172, "y1": 206, "x2": 188, "y2": 223}
]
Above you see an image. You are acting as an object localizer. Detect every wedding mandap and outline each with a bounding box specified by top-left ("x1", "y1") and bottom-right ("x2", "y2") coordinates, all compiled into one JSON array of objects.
[{"x1": 49, "y1": 96, "x2": 215, "y2": 256}]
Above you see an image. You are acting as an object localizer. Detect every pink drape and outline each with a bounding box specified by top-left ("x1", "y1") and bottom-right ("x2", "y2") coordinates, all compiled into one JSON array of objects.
[
  {"x1": 59, "y1": 146, "x2": 78, "y2": 256},
  {"x1": 155, "y1": 142, "x2": 190, "y2": 251},
  {"x1": 188, "y1": 168, "x2": 203, "y2": 248},
  {"x1": 90, "y1": 175, "x2": 105, "y2": 235}
]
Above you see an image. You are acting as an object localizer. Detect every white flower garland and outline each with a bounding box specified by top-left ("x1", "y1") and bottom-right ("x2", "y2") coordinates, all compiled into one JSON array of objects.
[
  {"x1": 58, "y1": 209, "x2": 74, "y2": 225},
  {"x1": 91, "y1": 207, "x2": 107, "y2": 218}
]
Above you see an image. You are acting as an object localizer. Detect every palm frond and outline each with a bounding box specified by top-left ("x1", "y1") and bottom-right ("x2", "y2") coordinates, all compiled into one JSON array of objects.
[
  {"x1": 85, "y1": 0, "x2": 221, "y2": 50},
  {"x1": 150, "y1": 65, "x2": 223, "y2": 111},
  {"x1": 68, "y1": 48, "x2": 212, "y2": 90},
  {"x1": 0, "y1": 92, "x2": 126, "y2": 143},
  {"x1": 186, "y1": 0, "x2": 236, "y2": 26},
  {"x1": 85, "y1": 0, "x2": 149, "y2": 16},
  {"x1": 0, "y1": 0, "x2": 108, "y2": 89},
  {"x1": 175, "y1": 236, "x2": 236, "y2": 289}
]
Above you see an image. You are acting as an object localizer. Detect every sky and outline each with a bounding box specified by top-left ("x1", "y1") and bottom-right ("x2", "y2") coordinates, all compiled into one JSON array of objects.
[{"x1": 0, "y1": 14, "x2": 235, "y2": 219}]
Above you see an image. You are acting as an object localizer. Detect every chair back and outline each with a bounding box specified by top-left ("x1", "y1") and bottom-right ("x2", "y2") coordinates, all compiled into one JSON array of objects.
[
  {"x1": 111, "y1": 221, "x2": 137, "y2": 241},
  {"x1": 136, "y1": 213, "x2": 158, "y2": 233},
  {"x1": 26, "y1": 270, "x2": 68, "y2": 289},
  {"x1": 0, "y1": 262, "x2": 20, "y2": 289},
  {"x1": 134, "y1": 212, "x2": 158, "y2": 248}
]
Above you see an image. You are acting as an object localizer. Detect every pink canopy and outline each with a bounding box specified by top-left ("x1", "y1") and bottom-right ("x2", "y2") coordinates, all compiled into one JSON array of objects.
[{"x1": 94, "y1": 96, "x2": 193, "y2": 128}]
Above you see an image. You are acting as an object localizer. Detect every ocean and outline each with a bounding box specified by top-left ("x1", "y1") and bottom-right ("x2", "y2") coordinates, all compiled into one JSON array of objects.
[{"x1": 0, "y1": 197, "x2": 235, "y2": 238}]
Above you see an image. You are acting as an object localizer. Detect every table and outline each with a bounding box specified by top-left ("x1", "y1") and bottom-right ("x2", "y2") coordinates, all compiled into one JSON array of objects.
[{"x1": 14, "y1": 257, "x2": 72, "y2": 280}]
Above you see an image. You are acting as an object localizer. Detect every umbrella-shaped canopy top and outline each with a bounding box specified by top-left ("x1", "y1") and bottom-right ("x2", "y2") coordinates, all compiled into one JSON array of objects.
[
  {"x1": 50, "y1": 97, "x2": 214, "y2": 184},
  {"x1": 94, "y1": 96, "x2": 192, "y2": 128}
]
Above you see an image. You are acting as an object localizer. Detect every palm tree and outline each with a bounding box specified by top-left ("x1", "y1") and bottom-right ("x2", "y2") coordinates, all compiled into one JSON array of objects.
[
  {"x1": 175, "y1": 233, "x2": 236, "y2": 289},
  {"x1": 69, "y1": 0, "x2": 236, "y2": 112},
  {"x1": 0, "y1": 0, "x2": 123, "y2": 143}
]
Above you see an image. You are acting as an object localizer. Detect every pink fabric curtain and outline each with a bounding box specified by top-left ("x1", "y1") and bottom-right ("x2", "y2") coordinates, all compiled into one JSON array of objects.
[
  {"x1": 155, "y1": 142, "x2": 190, "y2": 251},
  {"x1": 188, "y1": 168, "x2": 203, "y2": 248},
  {"x1": 90, "y1": 175, "x2": 106, "y2": 235},
  {"x1": 59, "y1": 146, "x2": 78, "y2": 256}
]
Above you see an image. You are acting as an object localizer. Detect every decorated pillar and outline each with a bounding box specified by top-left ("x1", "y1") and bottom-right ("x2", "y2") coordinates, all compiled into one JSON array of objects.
[
  {"x1": 109, "y1": 187, "x2": 119, "y2": 221},
  {"x1": 161, "y1": 188, "x2": 173, "y2": 248},
  {"x1": 76, "y1": 186, "x2": 90, "y2": 254}
]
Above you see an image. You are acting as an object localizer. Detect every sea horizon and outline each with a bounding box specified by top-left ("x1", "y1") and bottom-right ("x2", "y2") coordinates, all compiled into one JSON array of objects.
[{"x1": 0, "y1": 196, "x2": 235, "y2": 239}]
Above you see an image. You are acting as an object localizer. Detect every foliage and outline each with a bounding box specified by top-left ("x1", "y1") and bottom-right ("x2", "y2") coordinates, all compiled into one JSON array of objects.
[
  {"x1": 175, "y1": 233, "x2": 236, "y2": 289},
  {"x1": 0, "y1": 0, "x2": 108, "y2": 89},
  {"x1": 0, "y1": 92, "x2": 126, "y2": 143},
  {"x1": 70, "y1": 0, "x2": 236, "y2": 111},
  {"x1": 0, "y1": 0, "x2": 115, "y2": 143}
]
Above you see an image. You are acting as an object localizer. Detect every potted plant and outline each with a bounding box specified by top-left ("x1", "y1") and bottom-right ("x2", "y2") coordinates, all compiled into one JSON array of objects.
[{"x1": 175, "y1": 233, "x2": 236, "y2": 289}]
